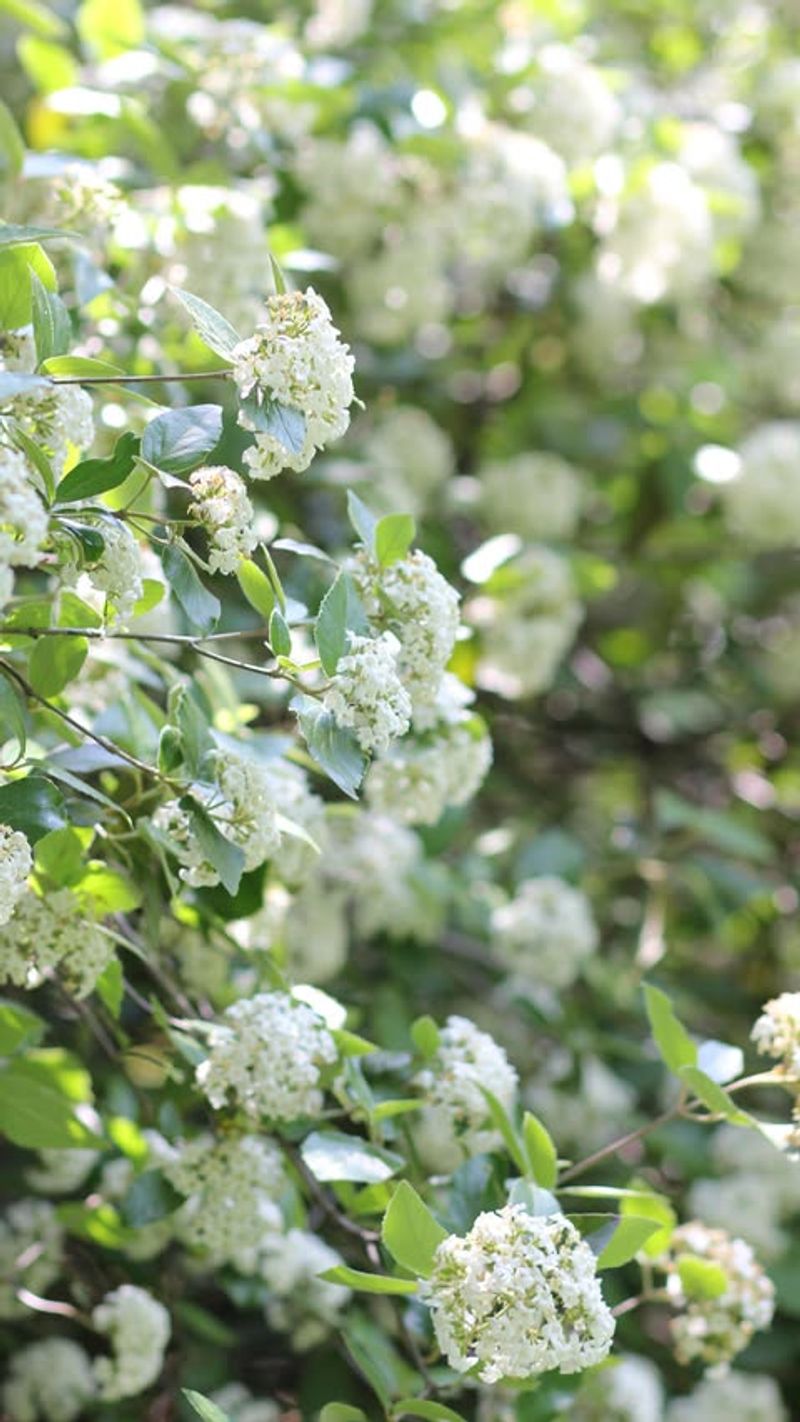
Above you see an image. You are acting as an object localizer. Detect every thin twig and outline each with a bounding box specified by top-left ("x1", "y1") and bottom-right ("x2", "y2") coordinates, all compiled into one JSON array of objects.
[
  {"x1": 49, "y1": 370, "x2": 232, "y2": 386},
  {"x1": 559, "y1": 1103, "x2": 682, "y2": 1184}
]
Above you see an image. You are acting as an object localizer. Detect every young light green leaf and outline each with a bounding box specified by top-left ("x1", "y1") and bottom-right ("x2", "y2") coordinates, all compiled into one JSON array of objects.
[
  {"x1": 171, "y1": 287, "x2": 241, "y2": 360},
  {"x1": 0, "y1": 98, "x2": 24, "y2": 178},
  {"x1": 375, "y1": 513, "x2": 416, "y2": 568},
  {"x1": 319, "y1": 1408, "x2": 366, "y2": 1422},
  {"x1": 480, "y1": 1086, "x2": 528, "y2": 1176},
  {"x1": 28, "y1": 633, "x2": 89, "y2": 697},
  {"x1": 0, "y1": 242, "x2": 56, "y2": 328},
  {"x1": 595, "y1": 1215, "x2": 662, "y2": 1269},
  {"x1": 30, "y1": 267, "x2": 70, "y2": 364},
  {"x1": 269, "y1": 606, "x2": 292, "y2": 657},
  {"x1": 0, "y1": 999, "x2": 45, "y2": 1056},
  {"x1": 643, "y1": 983, "x2": 697, "y2": 1074},
  {"x1": 347, "y1": 489, "x2": 378, "y2": 550},
  {"x1": 0, "y1": 1063, "x2": 102, "y2": 1148},
  {"x1": 679, "y1": 1064, "x2": 754, "y2": 1126},
  {"x1": 394, "y1": 1401, "x2": 468, "y2": 1422},
  {"x1": 320, "y1": 1265, "x2": 418, "y2": 1296},
  {"x1": 55, "y1": 431, "x2": 140, "y2": 503},
  {"x1": 381, "y1": 1180, "x2": 448, "y2": 1278},
  {"x1": 182, "y1": 1391, "x2": 231, "y2": 1422},
  {"x1": 410, "y1": 1015, "x2": 440, "y2": 1059},
  {"x1": 236, "y1": 558, "x2": 274, "y2": 620},
  {"x1": 677, "y1": 1255, "x2": 729, "y2": 1299},
  {"x1": 522, "y1": 1111, "x2": 558, "y2": 1190},
  {"x1": 315, "y1": 571, "x2": 349, "y2": 676}
]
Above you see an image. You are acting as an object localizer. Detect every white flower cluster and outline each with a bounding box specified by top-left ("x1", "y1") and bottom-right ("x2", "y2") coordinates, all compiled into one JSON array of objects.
[
  {"x1": 261, "y1": 1228, "x2": 351, "y2": 1350},
  {"x1": 210, "y1": 1383, "x2": 281, "y2": 1422},
  {"x1": 163, "y1": 1131, "x2": 285, "y2": 1271},
  {"x1": 234, "y1": 287, "x2": 355, "y2": 480},
  {"x1": 26, "y1": 1146, "x2": 99, "y2": 1195},
  {"x1": 525, "y1": 46, "x2": 621, "y2": 165},
  {"x1": 0, "y1": 824, "x2": 32, "y2": 927},
  {"x1": 349, "y1": 214, "x2": 452, "y2": 345},
  {"x1": 322, "y1": 809, "x2": 445, "y2": 943},
  {"x1": 172, "y1": 184, "x2": 272, "y2": 334},
  {"x1": 92, "y1": 1284, "x2": 171, "y2": 1401},
  {"x1": 414, "y1": 1015, "x2": 519, "y2": 1171},
  {"x1": 52, "y1": 164, "x2": 125, "y2": 235},
  {"x1": 571, "y1": 1353, "x2": 664, "y2": 1422},
  {"x1": 421, "y1": 1205, "x2": 615, "y2": 1383},
  {"x1": 188, "y1": 464, "x2": 258, "y2": 574},
  {"x1": 3, "y1": 1338, "x2": 97, "y2": 1422},
  {"x1": 751, "y1": 991, "x2": 800, "y2": 1074},
  {"x1": 260, "y1": 756, "x2": 327, "y2": 886},
  {"x1": 154, "y1": 750, "x2": 283, "y2": 887},
  {"x1": 295, "y1": 126, "x2": 401, "y2": 261},
  {"x1": 478, "y1": 452, "x2": 585, "y2": 543},
  {"x1": 468, "y1": 546, "x2": 582, "y2": 700},
  {"x1": 492, "y1": 876, "x2": 598, "y2": 992},
  {"x1": 366, "y1": 718, "x2": 492, "y2": 825},
  {"x1": 525, "y1": 1055, "x2": 638, "y2": 1155},
  {"x1": 688, "y1": 1125, "x2": 800, "y2": 1260},
  {"x1": 596, "y1": 162, "x2": 714, "y2": 306},
  {"x1": 665, "y1": 1369, "x2": 788, "y2": 1422},
  {"x1": 5, "y1": 334, "x2": 94, "y2": 480},
  {"x1": 0, "y1": 1199, "x2": 63, "y2": 1318},
  {"x1": 351, "y1": 547, "x2": 461, "y2": 725},
  {"x1": 64, "y1": 516, "x2": 144, "y2": 627},
  {"x1": 0, "y1": 445, "x2": 48, "y2": 569},
  {"x1": 723, "y1": 424, "x2": 800, "y2": 547},
  {"x1": 358, "y1": 405, "x2": 454, "y2": 516},
  {"x1": 0, "y1": 887, "x2": 114, "y2": 997},
  {"x1": 323, "y1": 631, "x2": 412, "y2": 752},
  {"x1": 196, "y1": 990, "x2": 338, "y2": 1120},
  {"x1": 659, "y1": 1222, "x2": 775, "y2": 1372}
]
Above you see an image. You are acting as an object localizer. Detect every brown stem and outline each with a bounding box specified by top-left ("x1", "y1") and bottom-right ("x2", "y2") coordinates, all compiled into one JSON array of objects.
[
  {"x1": 49, "y1": 370, "x2": 232, "y2": 386},
  {"x1": 559, "y1": 1103, "x2": 681, "y2": 1184}
]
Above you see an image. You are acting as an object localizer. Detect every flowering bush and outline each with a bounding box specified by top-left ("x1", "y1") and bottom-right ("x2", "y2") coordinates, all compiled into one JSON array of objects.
[{"x1": 1, "y1": 1, "x2": 800, "y2": 1420}]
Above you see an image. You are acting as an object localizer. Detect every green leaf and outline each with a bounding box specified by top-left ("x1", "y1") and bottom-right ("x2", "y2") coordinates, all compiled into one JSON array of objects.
[
  {"x1": 643, "y1": 984, "x2": 697, "y2": 1074},
  {"x1": 182, "y1": 1391, "x2": 231, "y2": 1422},
  {"x1": 171, "y1": 287, "x2": 241, "y2": 361},
  {"x1": 0, "y1": 0, "x2": 68, "y2": 40},
  {"x1": 8, "y1": 421, "x2": 56, "y2": 502},
  {"x1": 18, "y1": 34, "x2": 78, "y2": 93},
  {"x1": 95, "y1": 956, "x2": 123, "y2": 1018},
  {"x1": 0, "y1": 673, "x2": 26, "y2": 766},
  {"x1": 0, "y1": 242, "x2": 56, "y2": 328},
  {"x1": 320, "y1": 1265, "x2": 418, "y2": 1296},
  {"x1": 241, "y1": 393, "x2": 306, "y2": 457},
  {"x1": 182, "y1": 796, "x2": 245, "y2": 896},
  {"x1": 620, "y1": 1186, "x2": 676, "y2": 1257},
  {"x1": 141, "y1": 404, "x2": 222, "y2": 474},
  {"x1": 0, "y1": 999, "x2": 45, "y2": 1055},
  {"x1": 655, "y1": 789, "x2": 774, "y2": 864},
  {"x1": 315, "y1": 572, "x2": 349, "y2": 676},
  {"x1": 0, "y1": 775, "x2": 67, "y2": 842},
  {"x1": 172, "y1": 684, "x2": 215, "y2": 778},
  {"x1": 375, "y1": 514, "x2": 416, "y2": 568},
  {"x1": 237, "y1": 559, "x2": 274, "y2": 619},
  {"x1": 0, "y1": 222, "x2": 76, "y2": 247},
  {"x1": 74, "y1": 864, "x2": 142, "y2": 915},
  {"x1": 676, "y1": 1255, "x2": 729, "y2": 1300},
  {"x1": 76, "y1": 0, "x2": 144, "y2": 58},
  {"x1": 55, "y1": 431, "x2": 140, "y2": 503},
  {"x1": 480, "y1": 1086, "x2": 528, "y2": 1175},
  {"x1": 394, "y1": 1402, "x2": 468, "y2": 1422},
  {"x1": 679, "y1": 1065, "x2": 753, "y2": 1125},
  {"x1": 162, "y1": 544, "x2": 220, "y2": 635},
  {"x1": 410, "y1": 1015, "x2": 440, "y2": 1059},
  {"x1": 347, "y1": 489, "x2": 378, "y2": 550},
  {"x1": 522, "y1": 1111, "x2": 558, "y2": 1190},
  {"x1": 119, "y1": 1169, "x2": 181, "y2": 1227},
  {"x1": 301, "y1": 1129, "x2": 404, "y2": 1184},
  {"x1": 57, "y1": 1201, "x2": 131, "y2": 1248},
  {"x1": 28, "y1": 634, "x2": 89, "y2": 697},
  {"x1": 382, "y1": 1181, "x2": 448, "y2": 1278},
  {"x1": 320, "y1": 1408, "x2": 366, "y2": 1422},
  {"x1": 43, "y1": 355, "x2": 125, "y2": 378},
  {"x1": 0, "y1": 98, "x2": 24, "y2": 179},
  {"x1": 293, "y1": 694, "x2": 366, "y2": 800},
  {"x1": 30, "y1": 268, "x2": 71, "y2": 364},
  {"x1": 595, "y1": 1215, "x2": 662, "y2": 1268},
  {"x1": 269, "y1": 606, "x2": 292, "y2": 657},
  {"x1": 0, "y1": 1062, "x2": 102, "y2": 1147}
]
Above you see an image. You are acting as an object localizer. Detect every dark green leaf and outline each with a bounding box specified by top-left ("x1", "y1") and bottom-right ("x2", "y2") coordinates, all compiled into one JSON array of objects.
[
  {"x1": 55, "y1": 432, "x2": 140, "y2": 503},
  {"x1": 162, "y1": 544, "x2": 220, "y2": 634},
  {"x1": 120, "y1": 1169, "x2": 182, "y2": 1227},
  {"x1": 0, "y1": 775, "x2": 67, "y2": 842},
  {"x1": 141, "y1": 404, "x2": 222, "y2": 474},
  {"x1": 293, "y1": 694, "x2": 366, "y2": 800},
  {"x1": 315, "y1": 572, "x2": 349, "y2": 676},
  {"x1": 0, "y1": 673, "x2": 26, "y2": 765},
  {"x1": 643, "y1": 984, "x2": 697, "y2": 1074},
  {"x1": 30, "y1": 267, "x2": 70, "y2": 364},
  {"x1": 240, "y1": 392, "x2": 306, "y2": 457},
  {"x1": 182, "y1": 796, "x2": 244, "y2": 896},
  {"x1": 269, "y1": 607, "x2": 292, "y2": 657},
  {"x1": 28, "y1": 634, "x2": 89, "y2": 697}
]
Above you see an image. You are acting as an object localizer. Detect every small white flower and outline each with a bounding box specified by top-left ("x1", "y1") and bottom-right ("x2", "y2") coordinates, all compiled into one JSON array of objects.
[
  {"x1": 0, "y1": 445, "x2": 48, "y2": 568},
  {"x1": 210, "y1": 1383, "x2": 282, "y2": 1422},
  {"x1": 234, "y1": 287, "x2": 355, "y2": 480},
  {"x1": 188, "y1": 464, "x2": 258, "y2": 574},
  {"x1": 665, "y1": 1369, "x2": 788, "y2": 1422},
  {"x1": 657, "y1": 1222, "x2": 775, "y2": 1372},
  {"x1": 492, "y1": 876, "x2": 598, "y2": 991},
  {"x1": 0, "y1": 888, "x2": 114, "y2": 998},
  {"x1": 467, "y1": 545, "x2": 582, "y2": 700},
  {"x1": 3, "y1": 1338, "x2": 96, "y2": 1422},
  {"x1": 724, "y1": 423, "x2": 800, "y2": 548},
  {"x1": 163, "y1": 1132, "x2": 285, "y2": 1271},
  {"x1": 751, "y1": 991, "x2": 800, "y2": 1075},
  {"x1": 196, "y1": 990, "x2": 338, "y2": 1121},
  {"x1": 358, "y1": 406, "x2": 454, "y2": 516},
  {"x1": 421, "y1": 1205, "x2": 615, "y2": 1382},
  {"x1": 323, "y1": 631, "x2": 412, "y2": 752},
  {"x1": 261, "y1": 1228, "x2": 351, "y2": 1350},
  {"x1": 153, "y1": 750, "x2": 283, "y2": 888},
  {"x1": 478, "y1": 452, "x2": 585, "y2": 543},
  {"x1": 11, "y1": 383, "x2": 94, "y2": 480},
  {"x1": 571, "y1": 1353, "x2": 664, "y2": 1422},
  {"x1": 61, "y1": 517, "x2": 143, "y2": 627},
  {"x1": 414, "y1": 1015, "x2": 518, "y2": 1171},
  {"x1": 0, "y1": 823, "x2": 32, "y2": 927},
  {"x1": 26, "y1": 1147, "x2": 99, "y2": 1195},
  {"x1": 92, "y1": 1285, "x2": 171, "y2": 1401},
  {"x1": 0, "y1": 1200, "x2": 63, "y2": 1319},
  {"x1": 526, "y1": 46, "x2": 621, "y2": 165},
  {"x1": 366, "y1": 718, "x2": 492, "y2": 825}
]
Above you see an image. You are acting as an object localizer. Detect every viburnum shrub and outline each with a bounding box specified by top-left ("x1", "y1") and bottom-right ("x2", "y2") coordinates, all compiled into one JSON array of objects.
[{"x1": 1, "y1": 2, "x2": 800, "y2": 1420}]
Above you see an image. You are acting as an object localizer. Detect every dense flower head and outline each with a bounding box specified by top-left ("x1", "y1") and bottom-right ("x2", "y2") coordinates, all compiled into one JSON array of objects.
[
  {"x1": 0, "y1": 1199, "x2": 63, "y2": 1319},
  {"x1": 658, "y1": 1222, "x2": 775, "y2": 1372},
  {"x1": 295, "y1": 125, "x2": 401, "y2": 260},
  {"x1": 478, "y1": 452, "x2": 585, "y2": 543},
  {"x1": 351, "y1": 547, "x2": 461, "y2": 724},
  {"x1": 365, "y1": 718, "x2": 492, "y2": 825},
  {"x1": 421, "y1": 1205, "x2": 615, "y2": 1382},
  {"x1": 196, "y1": 990, "x2": 338, "y2": 1120},
  {"x1": 468, "y1": 545, "x2": 582, "y2": 699},
  {"x1": 26, "y1": 1146, "x2": 99, "y2": 1195},
  {"x1": 3, "y1": 1338, "x2": 97, "y2": 1422},
  {"x1": 596, "y1": 162, "x2": 714, "y2": 305},
  {"x1": 234, "y1": 287, "x2": 355, "y2": 479},
  {"x1": 751, "y1": 991, "x2": 800, "y2": 1074},
  {"x1": 723, "y1": 423, "x2": 800, "y2": 547},
  {"x1": 0, "y1": 887, "x2": 114, "y2": 997},
  {"x1": 524, "y1": 45, "x2": 621, "y2": 165},
  {"x1": 414, "y1": 1014, "x2": 518, "y2": 1170},
  {"x1": 0, "y1": 445, "x2": 48, "y2": 568},
  {"x1": 665, "y1": 1369, "x2": 788, "y2": 1422},
  {"x1": 570, "y1": 1353, "x2": 664, "y2": 1422},
  {"x1": 323, "y1": 631, "x2": 412, "y2": 752},
  {"x1": 358, "y1": 405, "x2": 454, "y2": 516},
  {"x1": 62, "y1": 516, "x2": 143, "y2": 627},
  {"x1": 491, "y1": 876, "x2": 598, "y2": 991},
  {"x1": 92, "y1": 1285, "x2": 171, "y2": 1401},
  {"x1": 163, "y1": 1131, "x2": 285, "y2": 1270},
  {"x1": 210, "y1": 1383, "x2": 281, "y2": 1422},
  {"x1": 261, "y1": 1228, "x2": 351, "y2": 1350},
  {"x1": 0, "y1": 823, "x2": 32, "y2": 927},
  {"x1": 153, "y1": 749, "x2": 283, "y2": 887},
  {"x1": 188, "y1": 464, "x2": 258, "y2": 573},
  {"x1": 11, "y1": 382, "x2": 95, "y2": 480}
]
